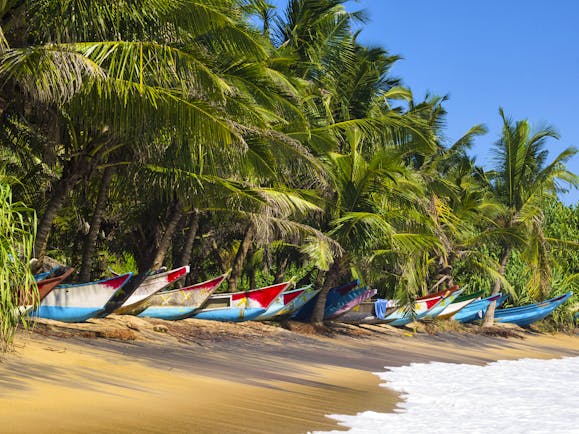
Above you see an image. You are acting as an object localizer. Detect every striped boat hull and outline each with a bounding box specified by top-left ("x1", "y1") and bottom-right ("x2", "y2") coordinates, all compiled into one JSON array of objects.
[
  {"x1": 385, "y1": 295, "x2": 444, "y2": 326},
  {"x1": 326, "y1": 288, "x2": 377, "y2": 320},
  {"x1": 256, "y1": 285, "x2": 318, "y2": 320},
  {"x1": 112, "y1": 266, "x2": 190, "y2": 314},
  {"x1": 191, "y1": 281, "x2": 291, "y2": 322},
  {"x1": 137, "y1": 274, "x2": 226, "y2": 320},
  {"x1": 421, "y1": 289, "x2": 464, "y2": 319},
  {"x1": 30, "y1": 273, "x2": 133, "y2": 322},
  {"x1": 452, "y1": 294, "x2": 504, "y2": 323}
]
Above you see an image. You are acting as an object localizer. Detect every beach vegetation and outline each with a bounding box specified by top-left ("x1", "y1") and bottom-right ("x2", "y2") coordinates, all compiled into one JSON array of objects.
[
  {"x1": 0, "y1": 0, "x2": 576, "y2": 341},
  {"x1": 0, "y1": 174, "x2": 36, "y2": 350}
]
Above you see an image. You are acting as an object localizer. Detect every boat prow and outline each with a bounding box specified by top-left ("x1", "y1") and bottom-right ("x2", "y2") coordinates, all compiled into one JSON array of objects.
[
  {"x1": 192, "y1": 281, "x2": 292, "y2": 322},
  {"x1": 108, "y1": 265, "x2": 190, "y2": 315},
  {"x1": 31, "y1": 273, "x2": 133, "y2": 322},
  {"x1": 137, "y1": 274, "x2": 227, "y2": 320}
]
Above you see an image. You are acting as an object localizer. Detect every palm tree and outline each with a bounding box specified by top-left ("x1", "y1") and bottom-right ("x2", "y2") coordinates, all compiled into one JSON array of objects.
[
  {"x1": 482, "y1": 109, "x2": 578, "y2": 325},
  {"x1": 1, "y1": 0, "x2": 262, "y2": 259}
]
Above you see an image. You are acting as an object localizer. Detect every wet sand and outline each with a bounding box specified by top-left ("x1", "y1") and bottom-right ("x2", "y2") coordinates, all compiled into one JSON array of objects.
[{"x1": 0, "y1": 317, "x2": 577, "y2": 433}]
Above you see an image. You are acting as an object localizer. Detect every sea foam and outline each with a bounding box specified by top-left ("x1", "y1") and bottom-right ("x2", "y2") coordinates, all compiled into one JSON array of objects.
[{"x1": 315, "y1": 356, "x2": 579, "y2": 434}]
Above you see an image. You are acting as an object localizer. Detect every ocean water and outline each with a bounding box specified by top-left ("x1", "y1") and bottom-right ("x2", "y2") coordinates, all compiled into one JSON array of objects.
[{"x1": 316, "y1": 357, "x2": 579, "y2": 434}]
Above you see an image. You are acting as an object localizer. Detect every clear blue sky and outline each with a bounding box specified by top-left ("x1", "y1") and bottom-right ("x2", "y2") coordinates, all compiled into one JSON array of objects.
[{"x1": 268, "y1": 0, "x2": 579, "y2": 205}]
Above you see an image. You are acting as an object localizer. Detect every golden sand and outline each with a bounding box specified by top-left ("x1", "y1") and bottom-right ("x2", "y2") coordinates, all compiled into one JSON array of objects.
[{"x1": 0, "y1": 318, "x2": 577, "y2": 433}]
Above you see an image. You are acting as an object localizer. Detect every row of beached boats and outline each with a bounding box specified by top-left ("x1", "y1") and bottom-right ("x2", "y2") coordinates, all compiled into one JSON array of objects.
[{"x1": 25, "y1": 266, "x2": 573, "y2": 327}]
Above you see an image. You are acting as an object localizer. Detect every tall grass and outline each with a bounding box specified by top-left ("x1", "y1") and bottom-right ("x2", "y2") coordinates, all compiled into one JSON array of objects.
[{"x1": 0, "y1": 179, "x2": 36, "y2": 351}]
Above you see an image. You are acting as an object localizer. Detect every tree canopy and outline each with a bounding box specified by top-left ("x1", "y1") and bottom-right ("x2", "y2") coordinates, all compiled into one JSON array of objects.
[{"x1": 0, "y1": 0, "x2": 577, "y2": 345}]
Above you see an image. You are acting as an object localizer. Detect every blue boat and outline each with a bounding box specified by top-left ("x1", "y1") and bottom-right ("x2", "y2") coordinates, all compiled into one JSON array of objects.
[
  {"x1": 292, "y1": 280, "x2": 360, "y2": 321},
  {"x1": 255, "y1": 285, "x2": 320, "y2": 320},
  {"x1": 31, "y1": 273, "x2": 133, "y2": 322},
  {"x1": 453, "y1": 293, "x2": 506, "y2": 323},
  {"x1": 494, "y1": 292, "x2": 572, "y2": 327}
]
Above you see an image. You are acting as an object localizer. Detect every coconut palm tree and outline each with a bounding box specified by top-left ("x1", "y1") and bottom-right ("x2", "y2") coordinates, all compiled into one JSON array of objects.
[
  {"x1": 1, "y1": 0, "x2": 264, "y2": 258},
  {"x1": 481, "y1": 108, "x2": 578, "y2": 325}
]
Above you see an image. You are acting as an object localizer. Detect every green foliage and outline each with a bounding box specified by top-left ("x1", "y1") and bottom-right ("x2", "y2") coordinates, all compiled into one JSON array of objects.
[
  {"x1": 0, "y1": 177, "x2": 36, "y2": 350},
  {"x1": 0, "y1": 0, "x2": 576, "y2": 333}
]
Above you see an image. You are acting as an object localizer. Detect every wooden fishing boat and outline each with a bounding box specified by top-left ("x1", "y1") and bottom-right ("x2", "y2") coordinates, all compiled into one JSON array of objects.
[
  {"x1": 340, "y1": 287, "x2": 460, "y2": 325},
  {"x1": 16, "y1": 268, "x2": 76, "y2": 316},
  {"x1": 105, "y1": 265, "x2": 190, "y2": 315},
  {"x1": 255, "y1": 285, "x2": 320, "y2": 321},
  {"x1": 452, "y1": 293, "x2": 504, "y2": 323},
  {"x1": 420, "y1": 288, "x2": 464, "y2": 320},
  {"x1": 335, "y1": 299, "x2": 398, "y2": 324},
  {"x1": 292, "y1": 279, "x2": 360, "y2": 321},
  {"x1": 135, "y1": 274, "x2": 227, "y2": 320},
  {"x1": 494, "y1": 292, "x2": 572, "y2": 327},
  {"x1": 31, "y1": 273, "x2": 133, "y2": 322},
  {"x1": 384, "y1": 294, "x2": 445, "y2": 327},
  {"x1": 22, "y1": 267, "x2": 75, "y2": 305},
  {"x1": 191, "y1": 281, "x2": 291, "y2": 322},
  {"x1": 436, "y1": 290, "x2": 484, "y2": 320},
  {"x1": 326, "y1": 287, "x2": 378, "y2": 320}
]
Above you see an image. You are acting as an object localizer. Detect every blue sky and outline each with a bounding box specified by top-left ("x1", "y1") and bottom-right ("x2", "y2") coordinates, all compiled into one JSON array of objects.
[{"x1": 267, "y1": 0, "x2": 579, "y2": 204}]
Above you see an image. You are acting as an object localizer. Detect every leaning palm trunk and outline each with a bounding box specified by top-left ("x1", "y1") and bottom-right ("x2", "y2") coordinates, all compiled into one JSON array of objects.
[
  {"x1": 176, "y1": 211, "x2": 200, "y2": 287},
  {"x1": 0, "y1": 181, "x2": 36, "y2": 351},
  {"x1": 79, "y1": 166, "x2": 115, "y2": 282},
  {"x1": 482, "y1": 244, "x2": 511, "y2": 326},
  {"x1": 151, "y1": 200, "x2": 183, "y2": 271},
  {"x1": 34, "y1": 155, "x2": 93, "y2": 257},
  {"x1": 34, "y1": 174, "x2": 79, "y2": 257},
  {"x1": 310, "y1": 260, "x2": 343, "y2": 325},
  {"x1": 228, "y1": 224, "x2": 255, "y2": 292}
]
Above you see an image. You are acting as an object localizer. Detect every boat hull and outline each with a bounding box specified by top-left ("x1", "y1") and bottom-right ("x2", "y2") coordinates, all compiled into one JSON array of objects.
[
  {"x1": 293, "y1": 280, "x2": 360, "y2": 321},
  {"x1": 136, "y1": 274, "x2": 226, "y2": 320},
  {"x1": 191, "y1": 281, "x2": 291, "y2": 322},
  {"x1": 421, "y1": 289, "x2": 464, "y2": 319},
  {"x1": 255, "y1": 285, "x2": 318, "y2": 321},
  {"x1": 385, "y1": 294, "x2": 444, "y2": 326},
  {"x1": 33, "y1": 306, "x2": 105, "y2": 323},
  {"x1": 110, "y1": 266, "x2": 189, "y2": 315},
  {"x1": 326, "y1": 288, "x2": 377, "y2": 320},
  {"x1": 30, "y1": 273, "x2": 133, "y2": 323},
  {"x1": 138, "y1": 306, "x2": 199, "y2": 320},
  {"x1": 192, "y1": 307, "x2": 266, "y2": 322},
  {"x1": 436, "y1": 291, "x2": 483, "y2": 320},
  {"x1": 494, "y1": 292, "x2": 572, "y2": 327},
  {"x1": 453, "y1": 294, "x2": 504, "y2": 323}
]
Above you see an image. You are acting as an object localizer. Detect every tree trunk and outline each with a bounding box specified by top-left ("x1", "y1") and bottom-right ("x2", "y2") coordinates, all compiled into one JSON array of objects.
[
  {"x1": 211, "y1": 239, "x2": 228, "y2": 274},
  {"x1": 482, "y1": 244, "x2": 512, "y2": 326},
  {"x1": 178, "y1": 211, "x2": 200, "y2": 267},
  {"x1": 248, "y1": 251, "x2": 257, "y2": 290},
  {"x1": 273, "y1": 255, "x2": 289, "y2": 284},
  {"x1": 151, "y1": 201, "x2": 183, "y2": 271},
  {"x1": 228, "y1": 224, "x2": 255, "y2": 292},
  {"x1": 176, "y1": 211, "x2": 200, "y2": 287},
  {"x1": 310, "y1": 260, "x2": 343, "y2": 326},
  {"x1": 79, "y1": 166, "x2": 115, "y2": 282},
  {"x1": 34, "y1": 168, "x2": 84, "y2": 257}
]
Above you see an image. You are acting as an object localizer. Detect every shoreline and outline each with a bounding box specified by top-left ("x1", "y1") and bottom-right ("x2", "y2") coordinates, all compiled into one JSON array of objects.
[{"x1": 1, "y1": 317, "x2": 578, "y2": 433}]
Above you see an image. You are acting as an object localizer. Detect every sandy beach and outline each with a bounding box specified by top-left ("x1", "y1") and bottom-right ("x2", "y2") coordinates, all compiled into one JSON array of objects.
[{"x1": 1, "y1": 317, "x2": 578, "y2": 434}]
